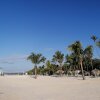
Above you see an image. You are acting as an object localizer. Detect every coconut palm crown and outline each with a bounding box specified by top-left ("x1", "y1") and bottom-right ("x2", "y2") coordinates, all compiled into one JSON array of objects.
[{"x1": 91, "y1": 35, "x2": 97, "y2": 42}]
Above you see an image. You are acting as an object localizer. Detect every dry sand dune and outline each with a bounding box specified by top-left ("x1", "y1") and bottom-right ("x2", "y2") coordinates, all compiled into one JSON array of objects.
[{"x1": 0, "y1": 75, "x2": 100, "y2": 100}]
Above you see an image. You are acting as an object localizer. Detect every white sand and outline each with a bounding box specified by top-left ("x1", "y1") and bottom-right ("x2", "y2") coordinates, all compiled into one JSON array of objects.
[{"x1": 0, "y1": 75, "x2": 100, "y2": 100}]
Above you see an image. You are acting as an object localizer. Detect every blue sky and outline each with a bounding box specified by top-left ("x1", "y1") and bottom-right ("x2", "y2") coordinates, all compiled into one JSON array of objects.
[{"x1": 0, "y1": 0, "x2": 100, "y2": 72}]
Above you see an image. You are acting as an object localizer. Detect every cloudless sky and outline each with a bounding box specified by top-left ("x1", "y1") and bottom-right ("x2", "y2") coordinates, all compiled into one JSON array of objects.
[{"x1": 0, "y1": 0, "x2": 100, "y2": 72}]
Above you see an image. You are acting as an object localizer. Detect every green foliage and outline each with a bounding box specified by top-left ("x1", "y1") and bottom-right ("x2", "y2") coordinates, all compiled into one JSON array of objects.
[
  {"x1": 68, "y1": 41, "x2": 83, "y2": 67},
  {"x1": 93, "y1": 59, "x2": 100, "y2": 69},
  {"x1": 91, "y1": 35, "x2": 97, "y2": 42},
  {"x1": 27, "y1": 53, "x2": 46, "y2": 64},
  {"x1": 27, "y1": 69, "x2": 34, "y2": 75},
  {"x1": 52, "y1": 51, "x2": 64, "y2": 64},
  {"x1": 27, "y1": 35, "x2": 100, "y2": 77},
  {"x1": 96, "y1": 40, "x2": 100, "y2": 48},
  {"x1": 52, "y1": 51, "x2": 64, "y2": 68}
]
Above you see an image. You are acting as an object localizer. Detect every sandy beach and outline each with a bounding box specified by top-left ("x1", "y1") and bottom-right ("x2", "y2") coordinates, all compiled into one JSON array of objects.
[{"x1": 0, "y1": 75, "x2": 100, "y2": 100}]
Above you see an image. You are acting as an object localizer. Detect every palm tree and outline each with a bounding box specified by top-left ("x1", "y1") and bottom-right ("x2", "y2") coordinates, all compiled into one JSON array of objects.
[
  {"x1": 27, "y1": 52, "x2": 46, "y2": 79},
  {"x1": 91, "y1": 35, "x2": 97, "y2": 42},
  {"x1": 84, "y1": 45, "x2": 93, "y2": 71},
  {"x1": 65, "y1": 54, "x2": 74, "y2": 71},
  {"x1": 46, "y1": 60, "x2": 51, "y2": 69},
  {"x1": 52, "y1": 51, "x2": 64, "y2": 75},
  {"x1": 46, "y1": 60, "x2": 53, "y2": 75},
  {"x1": 91, "y1": 35, "x2": 100, "y2": 58},
  {"x1": 68, "y1": 41, "x2": 85, "y2": 80}
]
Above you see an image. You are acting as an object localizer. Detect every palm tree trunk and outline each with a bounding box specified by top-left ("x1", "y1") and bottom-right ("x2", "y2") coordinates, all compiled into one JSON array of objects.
[
  {"x1": 80, "y1": 61, "x2": 85, "y2": 80},
  {"x1": 60, "y1": 63, "x2": 62, "y2": 76},
  {"x1": 34, "y1": 65, "x2": 37, "y2": 79}
]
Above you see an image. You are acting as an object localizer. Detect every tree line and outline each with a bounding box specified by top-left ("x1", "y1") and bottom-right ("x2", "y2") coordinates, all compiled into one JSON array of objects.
[{"x1": 27, "y1": 35, "x2": 100, "y2": 79}]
